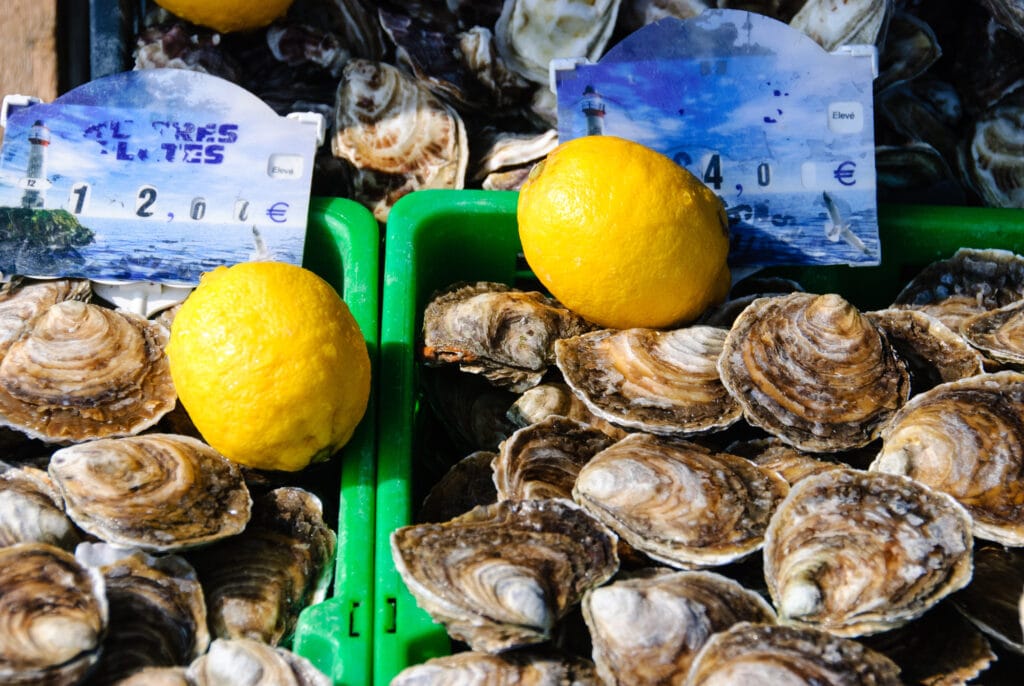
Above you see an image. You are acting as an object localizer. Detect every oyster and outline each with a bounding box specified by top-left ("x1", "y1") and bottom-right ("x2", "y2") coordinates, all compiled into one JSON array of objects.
[
  {"x1": 186, "y1": 638, "x2": 330, "y2": 686},
  {"x1": 390, "y1": 498, "x2": 619, "y2": 652},
  {"x1": 583, "y1": 569, "x2": 776, "y2": 684},
  {"x1": 876, "y1": 10, "x2": 943, "y2": 94},
  {"x1": 683, "y1": 622, "x2": 902, "y2": 686},
  {"x1": 390, "y1": 648, "x2": 598, "y2": 686},
  {"x1": 789, "y1": 0, "x2": 893, "y2": 51},
  {"x1": 618, "y1": 0, "x2": 710, "y2": 33},
  {"x1": 870, "y1": 371, "x2": 1024, "y2": 546},
  {"x1": 113, "y1": 668, "x2": 191, "y2": 686},
  {"x1": 75, "y1": 544, "x2": 209, "y2": 684},
  {"x1": 420, "y1": 365, "x2": 518, "y2": 453},
  {"x1": 332, "y1": 59, "x2": 468, "y2": 221},
  {"x1": 0, "y1": 464, "x2": 79, "y2": 550},
  {"x1": 422, "y1": 282, "x2": 594, "y2": 392},
  {"x1": 718, "y1": 293, "x2": 911, "y2": 452},
  {"x1": 0, "y1": 277, "x2": 90, "y2": 358},
  {"x1": 0, "y1": 542, "x2": 108, "y2": 686},
  {"x1": 960, "y1": 291, "x2": 1024, "y2": 365},
  {"x1": 495, "y1": 0, "x2": 623, "y2": 84},
  {"x1": 187, "y1": 487, "x2": 336, "y2": 645},
  {"x1": 507, "y1": 382, "x2": 629, "y2": 440},
  {"x1": 573, "y1": 433, "x2": 789, "y2": 569},
  {"x1": 949, "y1": 545, "x2": 1024, "y2": 655},
  {"x1": 729, "y1": 437, "x2": 844, "y2": 486},
  {"x1": 418, "y1": 450, "x2": 498, "y2": 523},
  {"x1": 492, "y1": 415, "x2": 617, "y2": 501},
  {"x1": 471, "y1": 128, "x2": 558, "y2": 191},
  {"x1": 763, "y1": 468, "x2": 973, "y2": 636},
  {"x1": 0, "y1": 300, "x2": 177, "y2": 443},
  {"x1": 49, "y1": 433, "x2": 251, "y2": 552},
  {"x1": 892, "y1": 247, "x2": 1024, "y2": 332},
  {"x1": 555, "y1": 326, "x2": 742, "y2": 436}
]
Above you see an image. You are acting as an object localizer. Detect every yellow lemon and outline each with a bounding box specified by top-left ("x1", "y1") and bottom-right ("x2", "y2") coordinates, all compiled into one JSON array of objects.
[
  {"x1": 153, "y1": 0, "x2": 295, "y2": 33},
  {"x1": 517, "y1": 135, "x2": 731, "y2": 329},
  {"x1": 166, "y1": 261, "x2": 370, "y2": 472}
]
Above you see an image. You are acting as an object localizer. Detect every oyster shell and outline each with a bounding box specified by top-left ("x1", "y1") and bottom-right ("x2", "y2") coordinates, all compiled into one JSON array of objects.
[
  {"x1": 112, "y1": 667, "x2": 191, "y2": 686},
  {"x1": 583, "y1": 569, "x2": 776, "y2": 684},
  {"x1": 730, "y1": 437, "x2": 845, "y2": 486},
  {"x1": 332, "y1": 59, "x2": 468, "y2": 221},
  {"x1": 555, "y1": 326, "x2": 742, "y2": 436},
  {"x1": 492, "y1": 415, "x2": 617, "y2": 501},
  {"x1": 0, "y1": 465, "x2": 79, "y2": 550},
  {"x1": 471, "y1": 128, "x2": 558, "y2": 191},
  {"x1": 960, "y1": 295, "x2": 1024, "y2": 365},
  {"x1": 870, "y1": 371, "x2": 1024, "y2": 546},
  {"x1": 964, "y1": 88, "x2": 1024, "y2": 208},
  {"x1": 618, "y1": 0, "x2": 710, "y2": 33},
  {"x1": 892, "y1": 247, "x2": 1024, "y2": 332},
  {"x1": 49, "y1": 433, "x2": 251, "y2": 552},
  {"x1": 763, "y1": 468, "x2": 973, "y2": 636},
  {"x1": 390, "y1": 498, "x2": 619, "y2": 652},
  {"x1": 186, "y1": 638, "x2": 330, "y2": 686},
  {"x1": 0, "y1": 542, "x2": 108, "y2": 686},
  {"x1": 789, "y1": 0, "x2": 893, "y2": 51},
  {"x1": 390, "y1": 648, "x2": 598, "y2": 686},
  {"x1": 949, "y1": 545, "x2": 1024, "y2": 655},
  {"x1": 420, "y1": 365, "x2": 518, "y2": 453},
  {"x1": 683, "y1": 622, "x2": 902, "y2": 686},
  {"x1": 187, "y1": 487, "x2": 336, "y2": 645},
  {"x1": 507, "y1": 382, "x2": 629, "y2": 440},
  {"x1": 0, "y1": 300, "x2": 177, "y2": 443},
  {"x1": 718, "y1": 293, "x2": 911, "y2": 452},
  {"x1": 573, "y1": 433, "x2": 789, "y2": 569},
  {"x1": 876, "y1": 10, "x2": 943, "y2": 94},
  {"x1": 418, "y1": 450, "x2": 498, "y2": 523},
  {"x1": 0, "y1": 277, "x2": 90, "y2": 358},
  {"x1": 422, "y1": 281, "x2": 594, "y2": 392}
]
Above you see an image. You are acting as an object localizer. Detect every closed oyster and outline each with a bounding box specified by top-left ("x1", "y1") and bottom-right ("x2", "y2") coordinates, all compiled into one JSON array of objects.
[
  {"x1": 75, "y1": 544, "x2": 209, "y2": 684},
  {"x1": 892, "y1": 248, "x2": 1024, "y2": 332},
  {"x1": 49, "y1": 433, "x2": 251, "y2": 552},
  {"x1": 187, "y1": 487, "x2": 335, "y2": 645},
  {"x1": 789, "y1": 0, "x2": 892, "y2": 51},
  {"x1": 495, "y1": 0, "x2": 623, "y2": 84},
  {"x1": 493, "y1": 415, "x2": 617, "y2": 501},
  {"x1": 507, "y1": 382, "x2": 629, "y2": 440},
  {"x1": 471, "y1": 128, "x2": 558, "y2": 191},
  {"x1": 186, "y1": 638, "x2": 330, "y2": 686},
  {"x1": 870, "y1": 371, "x2": 1024, "y2": 546},
  {"x1": 876, "y1": 11, "x2": 943, "y2": 94},
  {"x1": 332, "y1": 59, "x2": 468, "y2": 221},
  {"x1": 683, "y1": 622, "x2": 902, "y2": 686},
  {"x1": 390, "y1": 648, "x2": 598, "y2": 686},
  {"x1": 719, "y1": 293, "x2": 910, "y2": 452},
  {"x1": 583, "y1": 569, "x2": 776, "y2": 685},
  {"x1": 0, "y1": 300, "x2": 176, "y2": 443},
  {"x1": 390, "y1": 498, "x2": 618, "y2": 652},
  {"x1": 763, "y1": 468, "x2": 973, "y2": 636},
  {"x1": 555, "y1": 326, "x2": 742, "y2": 437},
  {"x1": 0, "y1": 542, "x2": 108, "y2": 686},
  {"x1": 0, "y1": 277, "x2": 90, "y2": 358},
  {"x1": 0, "y1": 465, "x2": 79, "y2": 550},
  {"x1": 960, "y1": 298, "x2": 1024, "y2": 365},
  {"x1": 422, "y1": 282, "x2": 594, "y2": 392},
  {"x1": 420, "y1": 365, "x2": 518, "y2": 453},
  {"x1": 573, "y1": 433, "x2": 789, "y2": 569},
  {"x1": 964, "y1": 86, "x2": 1024, "y2": 208},
  {"x1": 112, "y1": 667, "x2": 192, "y2": 686},
  {"x1": 949, "y1": 545, "x2": 1024, "y2": 655},
  {"x1": 418, "y1": 450, "x2": 498, "y2": 523},
  {"x1": 730, "y1": 437, "x2": 844, "y2": 486}
]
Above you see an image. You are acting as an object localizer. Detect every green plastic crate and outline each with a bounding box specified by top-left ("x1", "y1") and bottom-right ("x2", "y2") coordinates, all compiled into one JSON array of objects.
[
  {"x1": 291, "y1": 196, "x2": 379, "y2": 686},
  {"x1": 375, "y1": 190, "x2": 1024, "y2": 684}
]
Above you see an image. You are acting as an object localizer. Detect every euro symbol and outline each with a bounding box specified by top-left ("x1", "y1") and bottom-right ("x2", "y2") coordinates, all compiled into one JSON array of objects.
[
  {"x1": 833, "y1": 161, "x2": 856, "y2": 186},
  {"x1": 266, "y1": 201, "x2": 289, "y2": 223}
]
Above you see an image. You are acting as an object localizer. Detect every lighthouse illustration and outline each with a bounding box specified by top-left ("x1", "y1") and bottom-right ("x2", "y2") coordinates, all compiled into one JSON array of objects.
[
  {"x1": 20, "y1": 120, "x2": 52, "y2": 209},
  {"x1": 581, "y1": 85, "x2": 606, "y2": 136}
]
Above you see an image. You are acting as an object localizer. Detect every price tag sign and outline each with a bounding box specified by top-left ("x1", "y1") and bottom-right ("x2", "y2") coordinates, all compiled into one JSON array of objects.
[
  {"x1": 0, "y1": 69, "x2": 320, "y2": 284},
  {"x1": 554, "y1": 9, "x2": 880, "y2": 268}
]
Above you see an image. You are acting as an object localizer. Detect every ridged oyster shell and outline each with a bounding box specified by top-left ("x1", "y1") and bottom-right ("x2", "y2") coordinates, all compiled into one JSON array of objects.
[
  {"x1": 573, "y1": 433, "x2": 789, "y2": 569},
  {"x1": 763, "y1": 468, "x2": 973, "y2": 636},
  {"x1": 507, "y1": 382, "x2": 629, "y2": 440},
  {"x1": 555, "y1": 326, "x2": 742, "y2": 436},
  {"x1": 730, "y1": 437, "x2": 845, "y2": 486},
  {"x1": 390, "y1": 498, "x2": 619, "y2": 652},
  {"x1": 0, "y1": 542, "x2": 108, "y2": 686},
  {"x1": 683, "y1": 622, "x2": 902, "y2": 686},
  {"x1": 0, "y1": 277, "x2": 90, "y2": 358},
  {"x1": 0, "y1": 465, "x2": 79, "y2": 550},
  {"x1": 960, "y1": 298, "x2": 1024, "y2": 365},
  {"x1": 870, "y1": 371, "x2": 1024, "y2": 546},
  {"x1": 718, "y1": 293, "x2": 911, "y2": 452},
  {"x1": 950, "y1": 544, "x2": 1024, "y2": 656},
  {"x1": 418, "y1": 450, "x2": 498, "y2": 523},
  {"x1": 390, "y1": 648, "x2": 598, "y2": 686},
  {"x1": 186, "y1": 638, "x2": 330, "y2": 686},
  {"x1": 49, "y1": 434, "x2": 251, "y2": 552},
  {"x1": 789, "y1": 0, "x2": 893, "y2": 51},
  {"x1": 964, "y1": 90, "x2": 1024, "y2": 208},
  {"x1": 0, "y1": 300, "x2": 176, "y2": 443},
  {"x1": 583, "y1": 569, "x2": 776, "y2": 684}
]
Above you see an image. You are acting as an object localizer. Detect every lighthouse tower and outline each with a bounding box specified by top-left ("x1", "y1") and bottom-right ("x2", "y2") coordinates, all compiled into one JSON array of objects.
[
  {"x1": 21, "y1": 120, "x2": 51, "y2": 209},
  {"x1": 581, "y1": 85, "x2": 606, "y2": 136}
]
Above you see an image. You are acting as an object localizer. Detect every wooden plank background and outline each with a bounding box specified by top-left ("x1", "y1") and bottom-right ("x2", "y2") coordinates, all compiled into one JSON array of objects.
[{"x1": 0, "y1": 0, "x2": 59, "y2": 142}]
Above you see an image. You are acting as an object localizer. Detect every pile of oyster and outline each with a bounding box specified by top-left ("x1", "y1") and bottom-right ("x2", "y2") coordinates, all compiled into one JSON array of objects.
[
  {"x1": 391, "y1": 247, "x2": 1024, "y2": 684},
  {"x1": 0, "y1": 278, "x2": 336, "y2": 685},
  {"x1": 131, "y1": 0, "x2": 1024, "y2": 218}
]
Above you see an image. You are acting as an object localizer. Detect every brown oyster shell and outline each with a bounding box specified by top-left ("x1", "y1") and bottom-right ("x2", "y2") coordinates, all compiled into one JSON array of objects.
[
  {"x1": 964, "y1": 91, "x2": 1024, "y2": 208},
  {"x1": 583, "y1": 569, "x2": 776, "y2": 684},
  {"x1": 422, "y1": 281, "x2": 594, "y2": 392},
  {"x1": 0, "y1": 542, "x2": 108, "y2": 686},
  {"x1": 573, "y1": 433, "x2": 789, "y2": 569},
  {"x1": 418, "y1": 450, "x2": 498, "y2": 523},
  {"x1": 0, "y1": 278, "x2": 91, "y2": 359},
  {"x1": 187, "y1": 487, "x2": 336, "y2": 645},
  {"x1": 789, "y1": 0, "x2": 892, "y2": 51},
  {"x1": 420, "y1": 365, "x2": 517, "y2": 453},
  {"x1": 492, "y1": 415, "x2": 617, "y2": 501},
  {"x1": 730, "y1": 437, "x2": 845, "y2": 486},
  {"x1": 0, "y1": 465, "x2": 79, "y2": 550},
  {"x1": 390, "y1": 648, "x2": 598, "y2": 686},
  {"x1": 683, "y1": 622, "x2": 902, "y2": 686},
  {"x1": 507, "y1": 382, "x2": 629, "y2": 440},
  {"x1": 186, "y1": 638, "x2": 330, "y2": 686},
  {"x1": 718, "y1": 293, "x2": 911, "y2": 452},
  {"x1": 49, "y1": 434, "x2": 251, "y2": 553},
  {"x1": 960, "y1": 298, "x2": 1024, "y2": 365},
  {"x1": 555, "y1": 326, "x2": 742, "y2": 436},
  {"x1": 0, "y1": 300, "x2": 176, "y2": 443},
  {"x1": 763, "y1": 468, "x2": 973, "y2": 637},
  {"x1": 870, "y1": 371, "x2": 1024, "y2": 546},
  {"x1": 390, "y1": 498, "x2": 619, "y2": 652},
  {"x1": 112, "y1": 667, "x2": 192, "y2": 686},
  {"x1": 950, "y1": 545, "x2": 1024, "y2": 655}
]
